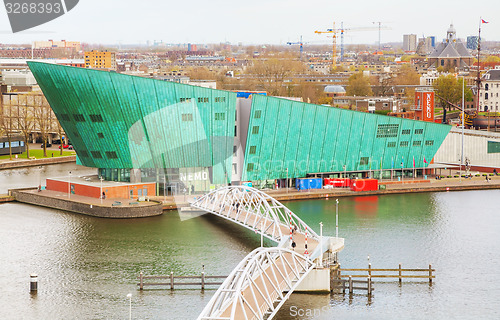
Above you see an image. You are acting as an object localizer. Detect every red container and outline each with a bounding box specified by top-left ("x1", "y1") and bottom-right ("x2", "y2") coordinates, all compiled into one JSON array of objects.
[
  {"x1": 324, "y1": 178, "x2": 351, "y2": 187},
  {"x1": 350, "y1": 179, "x2": 378, "y2": 191}
]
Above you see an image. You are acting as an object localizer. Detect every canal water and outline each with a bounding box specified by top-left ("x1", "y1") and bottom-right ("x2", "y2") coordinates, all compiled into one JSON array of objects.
[{"x1": 0, "y1": 164, "x2": 499, "y2": 319}]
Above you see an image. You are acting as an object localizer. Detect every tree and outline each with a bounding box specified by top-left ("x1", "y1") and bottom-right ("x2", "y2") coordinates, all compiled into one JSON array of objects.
[
  {"x1": 34, "y1": 99, "x2": 53, "y2": 157},
  {"x1": 0, "y1": 94, "x2": 15, "y2": 160},
  {"x1": 246, "y1": 56, "x2": 305, "y2": 96},
  {"x1": 433, "y1": 75, "x2": 473, "y2": 123},
  {"x1": 346, "y1": 72, "x2": 373, "y2": 97},
  {"x1": 17, "y1": 93, "x2": 35, "y2": 159},
  {"x1": 393, "y1": 65, "x2": 420, "y2": 85}
]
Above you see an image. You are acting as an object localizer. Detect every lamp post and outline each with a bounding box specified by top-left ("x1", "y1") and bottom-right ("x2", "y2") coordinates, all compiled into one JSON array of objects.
[
  {"x1": 100, "y1": 176, "x2": 103, "y2": 204},
  {"x1": 68, "y1": 171, "x2": 72, "y2": 199},
  {"x1": 286, "y1": 167, "x2": 289, "y2": 193},
  {"x1": 319, "y1": 222, "x2": 324, "y2": 268},
  {"x1": 126, "y1": 293, "x2": 132, "y2": 320},
  {"x1": 335, "y1": 199, "x2": 339, "y2": 238}
]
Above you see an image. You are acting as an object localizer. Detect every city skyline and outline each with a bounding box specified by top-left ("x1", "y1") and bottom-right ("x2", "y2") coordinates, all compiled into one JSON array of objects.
[{"x1": 0, "y1": 0, "x2": 497, "y2": 46}]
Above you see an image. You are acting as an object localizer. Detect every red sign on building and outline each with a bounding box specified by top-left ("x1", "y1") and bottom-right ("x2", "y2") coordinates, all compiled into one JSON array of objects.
[{"x1": 415, "y1": 91, "x2": 435, "y2": 122}]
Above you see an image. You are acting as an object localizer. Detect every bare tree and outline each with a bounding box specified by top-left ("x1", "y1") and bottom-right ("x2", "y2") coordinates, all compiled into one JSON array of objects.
[
  {"x1": 34, "y1": 98, "x2": 53, "y2": 157},
  {"x1": 56, "y1": 119, "x2": 65, "y2": 156},
  {"x1": 16, "y1": 93, "x2": 35, "y2": 159},
  {"x1": 0, "y1": 94, "x2": 15, "y2": 160}
]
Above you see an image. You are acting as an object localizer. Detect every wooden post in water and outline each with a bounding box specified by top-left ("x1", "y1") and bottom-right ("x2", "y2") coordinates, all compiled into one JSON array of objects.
[
  {"x1": 139, "y1": 272, "x2": 143, "y2": 290},
  {"x1": 170, "y1": 272, "x2": 174, "y2": 290},
  {"x1": 429, "y1": 264, "x2": 433, "y2": 284},
  {"x1": 399, "y1": 263, "x2": 402, "y2": 283},
  {"x1": 348, "y1": 276, "x2": 353, "y2": 295},
  {"x1": 368, "y1": 263, "x2": 372, "y2": 278},
  {"x1": 367, "y1": 276, "x2": 372, "y2": 297},
  {"x1": 201, "y1": 272, "x2": 205, "y2": 290}
]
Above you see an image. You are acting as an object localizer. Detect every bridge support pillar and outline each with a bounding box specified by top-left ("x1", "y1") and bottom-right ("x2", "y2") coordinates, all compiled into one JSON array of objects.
[{"x1": 294, "y1": 268, "x2": 330, "y2": 293}]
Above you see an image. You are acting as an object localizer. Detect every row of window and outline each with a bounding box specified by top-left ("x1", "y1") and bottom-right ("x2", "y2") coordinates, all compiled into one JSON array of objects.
[
  {"x1": 79, "y1": 150, "x2": 118, "y2": 159},
  {"x1": 0, "y1": 141, "x2": 24, "y2": 148},
  {"x1": 59, "y1": 113, "x2": 104, "y2": 123},
  {"x1": 181, "y1": 113, "x2": 227, "y2": 121},
  {"x1": 179, "y1": 97, "x2": 227, "y2": 103},
  {"x1": 387, "y1": 140, "x2": 433, "y2": 147}
]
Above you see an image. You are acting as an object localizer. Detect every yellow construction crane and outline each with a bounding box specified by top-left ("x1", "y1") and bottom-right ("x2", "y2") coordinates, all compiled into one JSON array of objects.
[
  {"x1": 315, "y1": 22, "x2": 338, "y2": 69},
  {"x1": 315, "y1": 22, "x2": 390, "y2": 68}
]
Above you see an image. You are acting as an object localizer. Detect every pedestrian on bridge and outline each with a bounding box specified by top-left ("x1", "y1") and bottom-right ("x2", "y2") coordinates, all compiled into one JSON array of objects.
[{"x1": 291, "y1": 241, "x2": 296, "y2": 251}]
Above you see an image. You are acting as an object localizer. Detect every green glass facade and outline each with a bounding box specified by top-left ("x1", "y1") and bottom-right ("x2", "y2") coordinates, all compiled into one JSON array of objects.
[
  {"x1": 242, "y1": 94, "x2": 451, "y2": 181},
  {"x1": 28, "y1": 62, "x2": 451, "y2": 186},
  {"x1": 28, "y1": 62, "x2": 236, "y2": 184}
]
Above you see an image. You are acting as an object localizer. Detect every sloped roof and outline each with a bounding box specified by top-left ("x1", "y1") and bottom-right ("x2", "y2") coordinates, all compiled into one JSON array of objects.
[
  {"x1": 429, "y1": 42, "x2": 446, "y2": 58},
  {"x1": 456, "y1": 42, "x2": 473, "y2": 58},
  {"x1": 482, "y1": 69, "x2": 500, "y2": 81},
  {"x1": 439, "y1": 43, "x2": 461, "y2": 58}
]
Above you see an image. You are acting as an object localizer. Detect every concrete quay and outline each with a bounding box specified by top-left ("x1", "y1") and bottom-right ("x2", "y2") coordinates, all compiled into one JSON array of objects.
[
  {"x1": 10, "y1": 188, "x2": 163, "y2": 218},
  {"x1": 152, "y1": 175, "x2": 500, "y2": 211},
  {"x1": 0, "y1": 155, "x2": 76, "y2": 170}
]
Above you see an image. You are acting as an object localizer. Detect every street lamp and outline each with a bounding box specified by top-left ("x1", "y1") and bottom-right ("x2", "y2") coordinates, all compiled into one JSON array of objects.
[
  {"x1": 100, "y1": 176, "x2": 103, "y2": 204},
  {"x1": 126, "y1": 293, "x2": 132, "y2": 320},
  {"x1": 68, "y1": 171, "x2": 72, "y2": 199},
  {"x1": 335, "y1": 199, "x2": 339, "y2": 238},
  {"x1": 286, "y1": 167, "x2": 289, "y2": 194},
  {"x1": 319, "y1": 222, "x2": 324, "y2": 268}
]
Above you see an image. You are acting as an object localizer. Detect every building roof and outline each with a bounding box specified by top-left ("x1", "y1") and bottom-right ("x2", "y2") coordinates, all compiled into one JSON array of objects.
[
  {"x1": 482, "y1": 69, "x2": 500, "y2": 81},
  {"x1": 324, "y1": 85, "x2": 346, "y2": 93}
]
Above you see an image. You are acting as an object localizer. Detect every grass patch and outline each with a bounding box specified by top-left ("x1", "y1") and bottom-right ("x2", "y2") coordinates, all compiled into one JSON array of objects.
[{"x1": 0, "y1": 149, "x2": 75, "y2": 160}]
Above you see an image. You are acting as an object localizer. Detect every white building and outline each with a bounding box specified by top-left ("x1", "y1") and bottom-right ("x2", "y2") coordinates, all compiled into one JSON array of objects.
[
  {"x1": 479, "y1": 66, "x2": 500, "y2": 112},
  {"x1": 403, "y1": 34, "x2": 417, "y2": 52}
]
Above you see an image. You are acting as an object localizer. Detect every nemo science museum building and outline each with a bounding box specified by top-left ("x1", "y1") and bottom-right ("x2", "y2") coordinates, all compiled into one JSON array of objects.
[{"x1": 29, "y1": 62, "x2": 451, "y2": 195}]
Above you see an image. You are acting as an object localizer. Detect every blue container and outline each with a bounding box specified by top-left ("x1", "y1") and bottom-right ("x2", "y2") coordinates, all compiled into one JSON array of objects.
[{"x1": 296, "y1": 178, "x2": 322, "y2": 190}]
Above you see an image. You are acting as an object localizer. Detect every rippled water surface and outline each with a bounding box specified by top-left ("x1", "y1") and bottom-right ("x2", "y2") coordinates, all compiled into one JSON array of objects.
[{"x1": 0, "y1": 166, "x2": 499, "y2": 319}]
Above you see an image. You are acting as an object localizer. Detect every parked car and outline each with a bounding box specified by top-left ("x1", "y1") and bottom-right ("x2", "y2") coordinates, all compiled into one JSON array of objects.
[
  {"x1": 59, "y1": 144, "x2": 69, "y2": 149},
  {"x1": 41, "y1": 143, "x2": 52, "y2": 148}
]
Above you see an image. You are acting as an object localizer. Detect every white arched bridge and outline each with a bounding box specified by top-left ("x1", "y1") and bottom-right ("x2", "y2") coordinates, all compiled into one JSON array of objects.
[{"x1": 191, "y1": 186, "x2": 344, "y2": 320}]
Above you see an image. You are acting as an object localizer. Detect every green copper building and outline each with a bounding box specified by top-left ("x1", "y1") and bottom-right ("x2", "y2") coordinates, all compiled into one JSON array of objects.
[{"x1": 28, "y1": 62, "x2": 451, "y2": 192}]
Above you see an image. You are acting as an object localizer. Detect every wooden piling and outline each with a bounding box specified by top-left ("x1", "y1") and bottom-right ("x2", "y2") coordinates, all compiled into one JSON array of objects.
[
  {"x1": 428, "y1": 264, "x2": 432, "y2": 284},
  {"x1": 139, "y1": 272, "x2": 143, "y2": 290},
  {"x1": 398, "y1": 263, "x2": 402, "y2": 283},
  {"x1": 201, "y1": 272, "x2": 205, "y2": 290},
  {"x1": 368, "y1": 263, "x2": 371, "y2": 278},
  {"x1": 367, "y1": 276, "x2": 372, "y2": 296},
  {"x1": 348, "y1": 276, "x2": 353, "y2": 294},
  {"x1": 170, "y1": 272, "x2": 174, "y2": 290}
]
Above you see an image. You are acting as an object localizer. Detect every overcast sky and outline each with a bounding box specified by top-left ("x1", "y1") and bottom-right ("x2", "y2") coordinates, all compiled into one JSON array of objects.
[{"x1": 0, "y1": 0, "x2": 498, "y2": 46}]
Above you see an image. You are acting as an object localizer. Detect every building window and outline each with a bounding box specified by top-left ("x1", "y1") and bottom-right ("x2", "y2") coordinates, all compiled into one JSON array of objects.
[
  {"x1": 425, "y1": 140, "x2": 434, "y2": 146},
  {"x1": 387, "y1": 141, "x2": 396, "y2": 148},
  {"x1": 254, "y1": 110, "x2": 262, "y2": 119},
  {"x1": 232, "y1": 163, "x2": 237, "y2": 175},
  {"x1": 376, "y1": 124, "x2": 399, "y2": 138},
  {"x1": 400, "y1": 141, "x2": 409, "y2": 147},
  {"x1": 485, "y1": 83, "x2": 489, "y2": 91},
  {"x1": 97, "y1": 133, "x2": 104, "y2": 139},
  {"x1": 359, "y1": 157, "x2": 369, "y2": 165},
  {"x1": 89, "y1": 114, "x2": 104, "y2": 122},
  {"x1": 179, "y1": 98, "x2": 191, "y2": 102},
  {"x1": 249, "y1": 146, "x2": 257, "y2": 154},
  {"x1": 415, "y1": 128, "x2": 423, "y2": 134},
  {"x1": 413, "y1": 141, "x2": 422, "y2": 146},
  {"x1": 215, "y1": 97, "x2": 226, "y2": 103},
  {"x1": 61, "y1": 114, "x2": 70, "y2": 121},
  {"x1": 78, "y1": 150, "x2": 89, "y2": 158},
  {"x1": 252, "y1": 126, "x2": 259, "y2": 134},
  {"x1": 485, "y1": 93, "x2": 489, "y2": 100},
  {"x1": 197, "y1": 97, "x2": 209, "y2": 103},
  {"x1": 487, "y1": 141, "x2": 500, "y2": 153},
  {"x1": 182, "y1": 113, "x2": 193, "y2": 121},
  {"x1": 73, "y1": 114, "x2": 85, "y2": 122},
  {"x1": 247, "y1": 163, "x2": 254, "y2": 172},
  {"x1": 402, "y1": 129, "x2": 410, "y2": 135},
  {"x1": 105, "y1": 151, "x2": 118, "y2": 159},
  {"x1": 214, "y1": 112, "x2": 225, "y2": 121},
  {"x1": 91, "y1": 151, "x2": 102, "y2": 158}
]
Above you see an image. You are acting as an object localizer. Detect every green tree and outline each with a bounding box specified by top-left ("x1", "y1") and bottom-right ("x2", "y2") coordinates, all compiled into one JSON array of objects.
[
  {"x1": 346, "y1": 72, "x2": 373, "y2": 96},
  {"x1": 433, "y1": 75, "x2": 473, "y2": 122}
]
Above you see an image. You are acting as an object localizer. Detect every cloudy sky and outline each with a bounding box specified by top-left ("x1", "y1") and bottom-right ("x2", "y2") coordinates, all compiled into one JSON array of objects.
[{"x1": 0, "y1": 0, "x2": 497, "y2": 46}]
